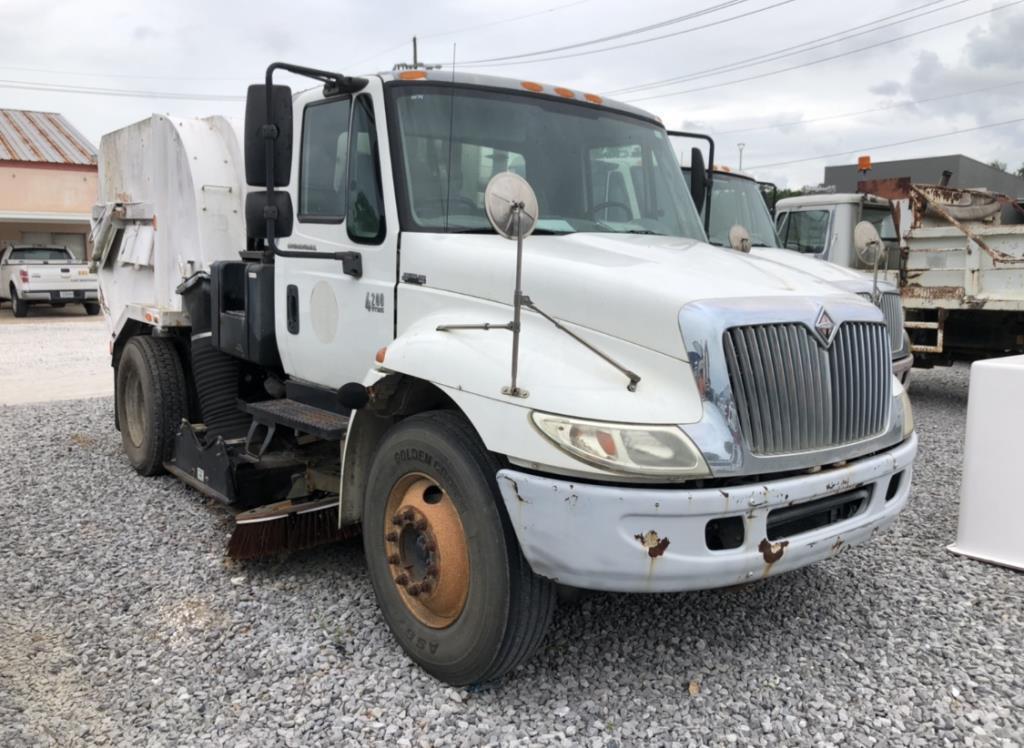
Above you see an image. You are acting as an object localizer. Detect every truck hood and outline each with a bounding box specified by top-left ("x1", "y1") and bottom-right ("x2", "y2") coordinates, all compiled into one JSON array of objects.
[
  {"x1": 405, "y1": 232, "x2": 876, "y2": 359},
  {"x1": 749, "y1": 247, "x2": 897, "y2": 295}
]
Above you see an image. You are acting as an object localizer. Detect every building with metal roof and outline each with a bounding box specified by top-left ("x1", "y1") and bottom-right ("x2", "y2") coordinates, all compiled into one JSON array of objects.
[
  {"x1": 0, "y1": 109, "x2": 97, "y2": 166},
  {"x1": 0, "y1": 109, "x2": 98, "y2": 263}
]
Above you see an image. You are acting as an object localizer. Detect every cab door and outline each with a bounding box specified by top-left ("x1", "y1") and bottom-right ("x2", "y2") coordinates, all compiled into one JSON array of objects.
[{"x1": 276, "y1": 81, "x2": 396, "y2": 388}]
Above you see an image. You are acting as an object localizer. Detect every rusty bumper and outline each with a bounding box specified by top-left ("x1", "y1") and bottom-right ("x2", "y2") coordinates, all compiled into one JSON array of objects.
[{"x1": 496, "y1": 433, "x2": 917, "y2": 593}]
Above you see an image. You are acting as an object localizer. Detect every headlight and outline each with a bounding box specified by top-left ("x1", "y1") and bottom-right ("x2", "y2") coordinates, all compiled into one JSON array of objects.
[
  {"x1": 530, "y1": 412, "x2": 710, "y2": 477},
  {"x1": 900, "y1": 389, "x2": 914, "y2": 438}
]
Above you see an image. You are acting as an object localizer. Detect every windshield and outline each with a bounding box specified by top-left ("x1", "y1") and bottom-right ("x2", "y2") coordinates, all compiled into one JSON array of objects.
[
  {"x1": 388, "y1": 84, "x2": 706, "y2": 238},
  {"x1": 777, "y1": 209, "x2": 831, "y2": 254},
  {"x1": 683, "y1": 169, "x2": 779, "y2": 247},
  {"x1": 7, "y1": 247, "x2": 71, "y2": 262}
]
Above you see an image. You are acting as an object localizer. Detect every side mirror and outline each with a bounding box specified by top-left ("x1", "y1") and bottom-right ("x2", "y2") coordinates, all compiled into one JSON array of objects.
[
  {"x1": 853, "y1": 220, "x2": 883, "y2": 266},
  {"x1": 244, "y1": 84, "x2": 293, "y2": 187},
  {"x1": 688, "y1": 146, "x2": 707, "y2": 213},
  {"x1": 246, "y1": 191, "x2": 294, "y2": 239}
]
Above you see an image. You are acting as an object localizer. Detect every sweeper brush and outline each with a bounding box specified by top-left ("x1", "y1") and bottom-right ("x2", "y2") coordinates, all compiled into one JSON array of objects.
[{"x1": 227, "y1": 496, "x2": 360, "y2": 560}]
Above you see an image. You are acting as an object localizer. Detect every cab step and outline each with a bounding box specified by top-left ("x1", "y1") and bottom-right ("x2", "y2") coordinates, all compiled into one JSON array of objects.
[{"x1": 243, "y1": 398, "x2": 350, "y2": 442}]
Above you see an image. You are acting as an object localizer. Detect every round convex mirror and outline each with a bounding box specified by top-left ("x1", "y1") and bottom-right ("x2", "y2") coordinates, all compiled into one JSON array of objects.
[
  {"x1": 484, "y1": 172, "x2": 540, "y2": 240},
  {"x1": 853, "y1": 220, "x2": 884, "y2": 266}
]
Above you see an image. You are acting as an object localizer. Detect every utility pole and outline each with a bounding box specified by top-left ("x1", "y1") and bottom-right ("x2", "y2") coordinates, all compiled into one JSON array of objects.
[
  {"x1": 738, "y1": 142, "x2": 746, "y2": 171},
  {"x1": 413, "y1": 37, "x2": 418, "y2": 67}
]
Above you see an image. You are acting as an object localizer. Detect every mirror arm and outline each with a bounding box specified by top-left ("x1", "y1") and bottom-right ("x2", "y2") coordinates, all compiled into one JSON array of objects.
[{"x1": 259, "y1": 62, "x2": 368, "y2": 259}]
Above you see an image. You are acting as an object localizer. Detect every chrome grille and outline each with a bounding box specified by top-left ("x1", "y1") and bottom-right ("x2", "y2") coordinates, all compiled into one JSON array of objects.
[
  {"x1": 723, "y1": 321, "x2": 891, "y2": 455},
  {"x1": 859, "y1": 292, "x2": 906, "y2": 355}
]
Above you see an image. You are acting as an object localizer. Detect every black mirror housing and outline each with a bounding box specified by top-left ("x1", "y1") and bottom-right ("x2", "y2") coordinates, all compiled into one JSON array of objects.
[
  {"x1": 689, "y1": 146, "x2": 708, "y2": 213},
  {"x1": 246, "y1": 190, "x2": 294, "y2": 239},
  {"x1": 244, "y1": 84, "x2": 293, "y2": 187}
]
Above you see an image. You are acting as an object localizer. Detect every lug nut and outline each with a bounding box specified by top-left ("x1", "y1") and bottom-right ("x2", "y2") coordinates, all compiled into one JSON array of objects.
[
  {"x1": 401, "y1": 509, "x2": 415, "y2": 523},
  {"x1": 391, "y1": 515, "x2": 403, "y2": 527},
  {"x1": 385, "y1": 531, "x2": 398, "y2": 542},
  {"x1": 423, "y1": 540, "x2": 437, "y2": 553},
  {"x1": 387, "y1": 554, "x2": 400, "y2": 565},
  {"x1": 407, "y1": 583, "x2": 421, "y2": 597},
  {"x1": 394, "y1": 573, "x2": 409, "y2": 586},
  {"x1": 413, "y1": 518, "x2": 428, "y2": 531},
  {"x1": 419, "y1": 581, "x2": 433, "y2": 594},
  {"x1": 426, "y1": 563, "x2": 439, "y2": 577}
]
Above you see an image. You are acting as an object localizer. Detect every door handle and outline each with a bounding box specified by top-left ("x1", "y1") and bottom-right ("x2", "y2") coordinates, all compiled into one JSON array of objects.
[{"x1": 286, "y1": 284, "x2": 299, "y2": 334}]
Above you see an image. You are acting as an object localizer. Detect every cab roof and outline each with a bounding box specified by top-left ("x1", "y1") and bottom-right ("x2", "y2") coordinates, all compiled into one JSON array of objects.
[
  {"x1": 374, "y1": 70, "x2": 659, "y2": 123},
  {"x1": 776, "y1": 193, "x2": 891, "y2": 209}
]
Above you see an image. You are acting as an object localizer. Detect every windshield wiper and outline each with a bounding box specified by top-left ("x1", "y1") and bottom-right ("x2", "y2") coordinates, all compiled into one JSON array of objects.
[{"x1": 448, "y1": 227, "x2": 570, "y2": 235}]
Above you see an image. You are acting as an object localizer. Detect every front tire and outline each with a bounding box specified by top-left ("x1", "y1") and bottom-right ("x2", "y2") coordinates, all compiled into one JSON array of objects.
[
  {"x1": 363, "y1": 411, "x2": 556, "y2": 685},
  {"x1": 115, "y1": 335, "x2": 187, "y2": 476},
  {"x1": 11, "y1": 287, "x2": 27, "y2": 317}
]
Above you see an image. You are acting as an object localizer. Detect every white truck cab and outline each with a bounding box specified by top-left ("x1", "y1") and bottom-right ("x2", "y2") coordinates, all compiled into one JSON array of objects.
[{"x1": 92, "y1": 64, "x2": 916, "y2": 685}]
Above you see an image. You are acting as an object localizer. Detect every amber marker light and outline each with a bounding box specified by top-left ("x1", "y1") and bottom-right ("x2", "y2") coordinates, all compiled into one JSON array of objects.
[
  {"x1": 375, "y1": 347, "x2": 388, "y2": 363},
  {"x1": 520, "y1": 81, "x2": 544, "y2": 92},
  {"x1": 553, "y1": 87, "x2": 575, "y2": 98},
  {"x1": 398, "y1": 70, "x2": 428, "y2": 80},
  {"x1": 583, "y1": 93, "x2": 602, "y2": 105}
]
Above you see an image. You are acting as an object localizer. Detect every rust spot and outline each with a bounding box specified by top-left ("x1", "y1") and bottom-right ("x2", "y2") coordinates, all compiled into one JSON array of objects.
[
  {"x1": 635, "y1": 530, "x2": 670, "y2": 558},
  {"x1": 758, "y1": 538, "x2": 789, "y2": 564},
  {"x1": 831, "y1": 537, "x2": 845, "y2": 554}
]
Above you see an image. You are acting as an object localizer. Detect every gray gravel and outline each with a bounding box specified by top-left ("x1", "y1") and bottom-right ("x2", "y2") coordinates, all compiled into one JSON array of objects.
[{"x1": 1, "y1": 364, "x2": 1022, "y2": 747}]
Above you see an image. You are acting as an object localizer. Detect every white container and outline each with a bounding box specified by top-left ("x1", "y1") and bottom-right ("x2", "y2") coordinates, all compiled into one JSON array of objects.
[{"x1": 949, "y1": 355, "x2": 1024, "y2": 571}]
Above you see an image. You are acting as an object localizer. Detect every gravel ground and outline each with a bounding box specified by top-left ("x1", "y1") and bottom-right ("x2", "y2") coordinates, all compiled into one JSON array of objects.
[{"x1": 1, "y1": 365, "x2": 1022, "y2": 747}]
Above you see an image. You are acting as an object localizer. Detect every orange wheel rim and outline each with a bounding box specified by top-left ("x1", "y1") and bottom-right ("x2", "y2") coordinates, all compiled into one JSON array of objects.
[{"x1": 383, "y1": 473, "x2": 470, "y2": 629}]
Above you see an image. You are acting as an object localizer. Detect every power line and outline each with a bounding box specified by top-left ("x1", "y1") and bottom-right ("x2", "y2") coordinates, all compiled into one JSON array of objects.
[
  {"x1": 748, "y1": 116, "x2": 1024, "y2": 169},
  {"x1": 707, "y1": 78, "x2": 1024, "y2": 135},
  {"x1": 453, "y1": 0, "x2": 754, "y2": 65},
  {"x1": 606, "y1": 0, "x2": 961, "y2": 96},
  {"x1": 0, "y1": 79, "x2": 244, "y2": 101},
  {"x1": 450, "y1": 0, "x2": 800, "y2": 68},
  {"x1": 343, "y1": 0, "x2": 598, "y2": 69},
  {"x1": 624, "y1": 0, "x2": 1024, "y2": 102}
]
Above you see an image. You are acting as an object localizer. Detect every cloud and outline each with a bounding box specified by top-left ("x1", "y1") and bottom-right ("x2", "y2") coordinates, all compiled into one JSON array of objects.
[{"x1": 869, "y1": 81, "x2": 902, "y2": 96}]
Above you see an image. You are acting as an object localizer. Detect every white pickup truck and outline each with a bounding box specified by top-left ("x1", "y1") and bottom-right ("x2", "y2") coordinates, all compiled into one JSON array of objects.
[
  {"x1": 92, "y1": 63, "x2": 916, "y2": 685},
  {"x1": 1, "y1": 244, "x2": 99, "y2": 317}
]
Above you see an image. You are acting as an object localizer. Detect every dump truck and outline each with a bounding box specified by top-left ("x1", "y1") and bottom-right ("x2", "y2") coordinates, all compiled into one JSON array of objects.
[
  {"x1": 92, "y1": 63, "x2": 917, "y2": 685},
  {"x1": 778, "y1": 180, "x2": 1024, "y2": 364},
  {"x1": 675, "y1": 153, "x2": 912, "y2": 384}
]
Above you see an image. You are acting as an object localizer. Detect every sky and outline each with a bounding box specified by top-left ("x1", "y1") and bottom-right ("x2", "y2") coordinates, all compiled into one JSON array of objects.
[{"x1": 1, "y1": 0, "x2": 1022, "y2": 188}]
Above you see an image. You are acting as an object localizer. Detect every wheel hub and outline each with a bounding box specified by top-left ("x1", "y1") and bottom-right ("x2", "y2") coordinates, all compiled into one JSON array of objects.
[{"x1": 384, "y1": 475, "x2": 469, "y2": 629}]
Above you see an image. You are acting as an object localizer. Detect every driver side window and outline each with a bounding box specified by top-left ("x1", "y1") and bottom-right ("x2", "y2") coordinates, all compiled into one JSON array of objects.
[{"x1": 299, "y1": 98, "x2": 352, "y2": 221}]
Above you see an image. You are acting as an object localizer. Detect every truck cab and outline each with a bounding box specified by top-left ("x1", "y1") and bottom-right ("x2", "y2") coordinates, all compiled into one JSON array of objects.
[
  {"x1": 774, "y1": 192, "x2": 901, "y2": 274},
  {"x1": 93, "y1": 66, "x2": 916, "y2": 685}
]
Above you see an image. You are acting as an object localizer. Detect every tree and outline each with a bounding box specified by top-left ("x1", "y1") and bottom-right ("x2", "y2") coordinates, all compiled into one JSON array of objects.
[
  {"x1": 1016, "y1": 163, "x2": 1024, "y2": 179},
  {"x1": 988, "y1": 159, "x2": 1008, "y2": 172}
]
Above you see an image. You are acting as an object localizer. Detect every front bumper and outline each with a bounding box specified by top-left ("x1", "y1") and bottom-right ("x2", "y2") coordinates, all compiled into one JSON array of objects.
[
  {"x1": 893, "y1": 352, "x2": 913, "y2": 385},
  {"x1": 496, "y1": 433, "x2": 917, "y2": 593}
]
